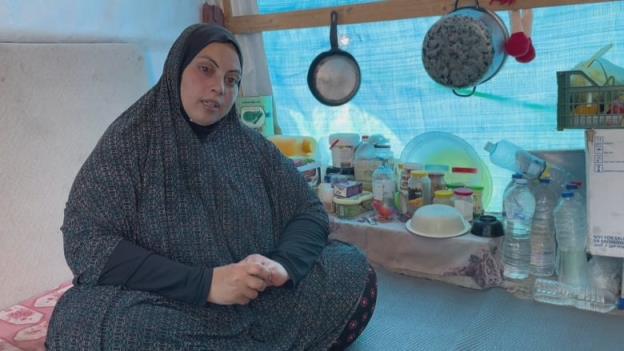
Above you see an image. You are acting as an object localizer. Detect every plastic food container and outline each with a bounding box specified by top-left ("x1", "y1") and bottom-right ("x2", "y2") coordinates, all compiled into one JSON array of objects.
[
  {"x1": 329, "y1": 133, "x2": 360, "y2": 168},
  {"x1": 333, "y1": 191, "x2": 373, "y2": 219}
]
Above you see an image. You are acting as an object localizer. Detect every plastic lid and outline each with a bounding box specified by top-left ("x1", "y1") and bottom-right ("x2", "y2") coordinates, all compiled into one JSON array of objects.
[
  {"x1": 453, "y1": 188, "x2": 473, "y2": 196},
  {"x1": 452, "y1": 167, "x2": 478, "y2": 174},
  {"x1": 512, "y1": 173, "x2": 523, "y2": 179},
  {"x1": 333, "y1": 191, "x2": 373, "y2": 205},
  {"x1": 410, "y1": 170, "x2": 428, "y2": 177},
  {"x1": 425, "y1": 164, "x2": 450, "y2": 173},
  {"x1": 329, "y1": 133, "x2": 359, "y2": 146},
  {"x1": 325, "y1": 166, "x2": 355, "y2": 175},
  {"x1": 565, "y1": 183, "x2": 579, "y2": 190},
  {"x1": 447, "y1": 182, "x2": 464, "y2": 189},
  {"x1": 561, "y1": 191, "x2": 574, "y2": 198},
  {"x1": 434, "y1": 190, "x2": 454, "y2": 199},
  {"x1": 428, "y1": 172, "x2": 445, "y2": 178},
  {"x1": 374, "y1": 144, "x2": 391, "y2": 148},
  {"x1": 471, "y1": 215, "x2": 504, "y2": 238},
  {"x1": 539, "y1": 178, "x2": 551, "y2": 184},
  {"x1": 468, "y1": 185, "x2": 484, "y2": 191},
  {"x1": 403, "y1": 162, "x2": 423, "y2": 171}
]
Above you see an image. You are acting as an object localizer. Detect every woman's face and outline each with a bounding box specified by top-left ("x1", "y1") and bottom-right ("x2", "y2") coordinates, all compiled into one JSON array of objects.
[{"x1": 180, "y1": 42, "x2": 241, "y2": 126}]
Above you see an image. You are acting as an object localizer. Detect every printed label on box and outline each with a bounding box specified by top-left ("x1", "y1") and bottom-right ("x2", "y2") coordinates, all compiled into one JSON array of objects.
[
  {"x1": 237, "y1": 96, "x2": 275, "y2": 136},
  {"x1": 586, "y1": 129, "x2": 624, "y2": 258}
]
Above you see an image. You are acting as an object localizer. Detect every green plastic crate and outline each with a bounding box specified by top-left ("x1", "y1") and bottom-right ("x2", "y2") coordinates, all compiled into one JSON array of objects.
[{"x1": 556, "y1": 70, "x2": 624, "y2": 130}]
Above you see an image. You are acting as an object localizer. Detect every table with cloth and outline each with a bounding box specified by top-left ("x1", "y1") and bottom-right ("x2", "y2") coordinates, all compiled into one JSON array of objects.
[{"x1": 329, "y1": 213, "x2": 508, "y2": 290}]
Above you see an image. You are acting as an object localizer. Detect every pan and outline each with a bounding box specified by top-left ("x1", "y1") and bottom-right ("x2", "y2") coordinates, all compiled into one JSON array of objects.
[
  {"x1": 307, "y1": 11, "x2": 361, "y2": 106},
  {"x1": 422, "y1": 0, "x2": 509, "y2": 97}
]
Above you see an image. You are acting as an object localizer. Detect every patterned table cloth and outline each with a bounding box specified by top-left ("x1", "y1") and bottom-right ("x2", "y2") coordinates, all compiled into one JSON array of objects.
[{"x1": 329, "y1": 214, "x2": 506, "y2": 290}]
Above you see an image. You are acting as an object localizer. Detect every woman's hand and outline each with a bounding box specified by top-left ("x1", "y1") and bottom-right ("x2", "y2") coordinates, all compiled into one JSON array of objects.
[
  {"x1": 243, "y1": 254, "x2": 290, "y2": 288},
  {"x1": 207, "y1": 261, "x2": 271, "y2": 305}
]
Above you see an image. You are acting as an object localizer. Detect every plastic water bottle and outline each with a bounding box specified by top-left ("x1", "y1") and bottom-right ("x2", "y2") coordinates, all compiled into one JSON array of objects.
[
  {"x1": 484, "y1": 140, "x2": 546, "y2": 179},
  {"x1": 354, "y1": 135, "x2": 385, "y2": 191},
  {"x1": 533, "y1": 278, "x2": 616, "y2": 313},
  {"x1": 530, "y1": 178, "x2": 557, "y2": 277},
  {"x1": 554, "y1": 192, "x2": 590, "y2": 288},
  {"x1": 502, "y1": 178, "x2": 535, "y2": 280},
  {"x1": 501, "y1": 173, "x2": 523, "y2": 217},
  {"x1": 372, "y1": 144, "x2": 395, "y2": 220},
  {"x1": 565, "y1": 182, "x2": 586, "y2": 212}
]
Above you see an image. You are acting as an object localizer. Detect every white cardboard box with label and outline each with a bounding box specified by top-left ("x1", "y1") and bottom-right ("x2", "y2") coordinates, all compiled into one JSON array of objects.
[{"x1": 585, "y1": 129, "x2": 624, "y2": 258}]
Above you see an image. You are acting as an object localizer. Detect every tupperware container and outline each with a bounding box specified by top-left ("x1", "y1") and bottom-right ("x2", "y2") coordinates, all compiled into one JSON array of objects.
[{"x1": 333, "y1": 191, "x2": 373, "y2": 219}]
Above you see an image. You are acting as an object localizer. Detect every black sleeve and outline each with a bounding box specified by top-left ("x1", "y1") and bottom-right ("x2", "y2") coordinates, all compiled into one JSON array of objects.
[
  {"x1": 268, "y1": 213, "x2": 328, "y2": 287},
  {"x1": 97, "y1": 239, "x2": 213, "y2": 306}
]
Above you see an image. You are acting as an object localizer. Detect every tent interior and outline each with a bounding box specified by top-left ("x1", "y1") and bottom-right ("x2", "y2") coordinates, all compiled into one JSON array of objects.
[{"x1": 1, "y1": 1, "x2": 623, "y2": 350}]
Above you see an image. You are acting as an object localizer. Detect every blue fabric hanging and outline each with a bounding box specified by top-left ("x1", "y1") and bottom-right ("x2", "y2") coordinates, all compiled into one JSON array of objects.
[{"x1": 258, "y1": 1, "x2": 624, "y2": 211}]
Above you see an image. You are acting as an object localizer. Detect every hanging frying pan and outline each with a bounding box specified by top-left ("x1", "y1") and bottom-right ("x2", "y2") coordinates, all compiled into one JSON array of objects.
[{"x1": 307, "y1": 11, "x2": 361, "y2": 106}]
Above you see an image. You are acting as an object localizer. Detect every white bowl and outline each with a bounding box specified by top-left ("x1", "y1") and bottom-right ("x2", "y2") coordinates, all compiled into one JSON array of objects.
[{"x1": 406, "y1": 204, "x2": 471, "y2": 238}]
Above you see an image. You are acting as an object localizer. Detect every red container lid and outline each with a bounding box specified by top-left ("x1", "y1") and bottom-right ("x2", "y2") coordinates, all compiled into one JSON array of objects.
[
  {"x1": 453, "y1": 187, "x2": 474, "y2": 196},
  {"x1": 451, "y1": 167, "x2": 478, "y2": 174}
]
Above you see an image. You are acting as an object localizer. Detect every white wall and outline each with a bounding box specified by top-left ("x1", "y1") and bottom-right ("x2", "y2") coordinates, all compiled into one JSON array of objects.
[
  {"x1": 0, "y1": 0, "x2": 204, "y2": 308},
  {"x1": 0, "y1": 0, "x2": 205, "y2": 83}
]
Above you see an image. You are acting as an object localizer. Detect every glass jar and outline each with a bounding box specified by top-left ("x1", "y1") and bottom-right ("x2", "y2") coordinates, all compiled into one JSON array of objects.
[
  {"x1": 428, "y1": 172, "x2": 447, "y2": 203},
  {"x1": 433, "y1": 189, "x2": 454, "y2": 206},
  {"x1": 453, "y1": 187, "x2": 474, "y2": 222},
  {"x1": 372, "y1": 144, "x2": 396, "y2": 220},
  {"x1": 468, "y1": 185, "x2": 484, "y2": 218},
  {"x1": 407, "y1": 170, "x2": 431, "y2": 215}
]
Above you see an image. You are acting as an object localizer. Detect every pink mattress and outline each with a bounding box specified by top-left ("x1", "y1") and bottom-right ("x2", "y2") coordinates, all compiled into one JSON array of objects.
[{"x1": 0, "y1": 282, "x2": 72, "y2": 351}]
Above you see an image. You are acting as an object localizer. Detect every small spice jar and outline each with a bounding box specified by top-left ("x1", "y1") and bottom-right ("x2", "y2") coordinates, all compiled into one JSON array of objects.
[
  {"x1": 468, "y1": 185, "x2": 484, "y2": 218},
  {"x1": 432, "y1": 189, "x2": 454, "y2": 206},
  {"x1": 428, "y1": 172, "x2": 447, "y2": 192},
  {"x1": 453, "y1": 187, "x2": 474, "y2": 222}
]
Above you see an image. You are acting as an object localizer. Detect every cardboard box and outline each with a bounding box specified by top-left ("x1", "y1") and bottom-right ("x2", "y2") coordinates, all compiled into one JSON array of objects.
[
  {"x1": 237, "y1": 95, "x2": 275, "y2": 136},
  {"x1": 333, "y1": 181, "x2": 363, "y2": 198},
  {"x1": 586, "y1": 129, "x2": 624, "y2": 258}
]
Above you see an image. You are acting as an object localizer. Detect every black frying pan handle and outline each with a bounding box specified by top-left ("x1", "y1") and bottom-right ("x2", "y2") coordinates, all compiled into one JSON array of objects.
[
  {"x1": 454, "y1": 0, "x2": 480, "y2": 10},
  {"x1": 330, "y1": 11, "x2": 338, "y2": 50}
]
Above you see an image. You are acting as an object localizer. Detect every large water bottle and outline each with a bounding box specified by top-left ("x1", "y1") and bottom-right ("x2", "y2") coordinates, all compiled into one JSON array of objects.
[
  {"x1": 354, "y1": 135, "x2": 375, "y2": 191},
  {"x1": 372, "y1": 144, "x2": 396, "y2": 220},
  {"x1": 565, "y1": 182, "x2": 586, "y2": 212},
  {"x1": 533, "y1": 278, "x2": 617, "y2": 313},
  {"x1": 501, "y1": 173, "x2": 523, "y2": 217},
  {"x1": 554, "y1": 192, "x2": 590, "y2": 288},
  {"x1": 502, "y1": 178, "x2": 535, "y2": 280},
  {"x1": 484, "y1": 140, "x2": 546, "y2": 179},
  {"x1": 530, "y1": 178, "x2": 557, "y2": 277}
]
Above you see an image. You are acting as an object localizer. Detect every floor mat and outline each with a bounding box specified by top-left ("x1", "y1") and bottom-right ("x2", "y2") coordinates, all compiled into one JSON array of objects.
[{"x1": 349, "y1": 267, "x2": 622, "y2": 350}]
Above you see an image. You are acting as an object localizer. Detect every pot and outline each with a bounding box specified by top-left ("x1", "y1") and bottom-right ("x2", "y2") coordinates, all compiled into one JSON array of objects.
[
  {"x1": 307, "y1": 11, "x2": 361, "y2": 106},
  {"x1": 422, "y1": 0, "x2": 509, "y2": 97}
]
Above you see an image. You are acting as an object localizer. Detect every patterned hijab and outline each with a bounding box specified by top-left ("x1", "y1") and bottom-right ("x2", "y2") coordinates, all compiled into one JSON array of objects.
[{"x1": 166, "y1": 24, "x2": 244, "y2": 134}]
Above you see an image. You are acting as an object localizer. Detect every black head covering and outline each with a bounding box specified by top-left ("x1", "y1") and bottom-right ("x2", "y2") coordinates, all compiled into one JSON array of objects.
[
  {"x1": 180, "y1": 24, "x2": 243, "y2": 76},
  {"x1": 170, "y1": 24, "x2": 243, "y2": 135}
]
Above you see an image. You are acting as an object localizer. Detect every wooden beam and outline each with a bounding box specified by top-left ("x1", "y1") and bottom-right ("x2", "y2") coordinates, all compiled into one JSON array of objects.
[
  {"x1": 222, "y1": 0, "x2": 232, "y2": 20},
  {"x1": 224, "y1": 0, "x2": 616, "y2": 34}
]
